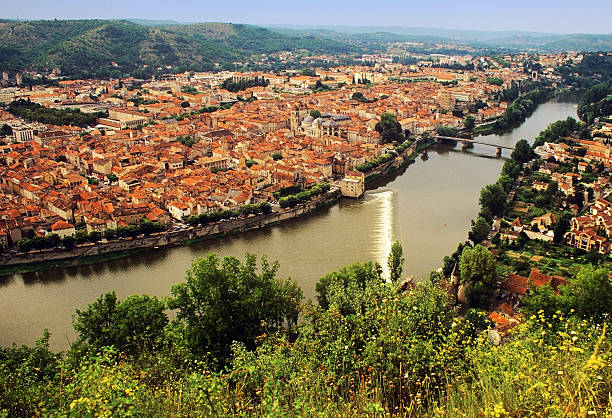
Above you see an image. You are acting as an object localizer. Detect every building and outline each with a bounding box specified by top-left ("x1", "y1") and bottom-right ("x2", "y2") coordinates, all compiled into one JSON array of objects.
[
  {"x1": 49, "y1": 220, "x2": 76, "y2": 238},
  {"x1": 339, "y1": 170, "x2": 365, "y2": 198}
]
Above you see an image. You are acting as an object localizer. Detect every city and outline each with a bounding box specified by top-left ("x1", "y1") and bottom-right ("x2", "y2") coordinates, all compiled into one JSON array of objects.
[{"x1": 0, "y1": 2, "x2": 611, "y2": 416}]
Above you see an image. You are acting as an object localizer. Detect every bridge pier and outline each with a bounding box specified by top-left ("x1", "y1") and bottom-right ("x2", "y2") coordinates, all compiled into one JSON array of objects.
[{"x1": 496, "y1": 147, "x2": 502, "y2": 157}]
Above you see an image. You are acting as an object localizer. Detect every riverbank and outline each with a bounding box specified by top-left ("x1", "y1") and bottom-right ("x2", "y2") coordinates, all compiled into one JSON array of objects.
[
  {"x1": 0, "y1": 190, "x2": 341, "y2": 275},
  {"x1": 1, "y1": 139, "x2": 425, "y2": 276}
]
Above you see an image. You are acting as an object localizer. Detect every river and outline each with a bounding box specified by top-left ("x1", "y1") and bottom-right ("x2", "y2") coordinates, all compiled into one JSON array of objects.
[{"x1": 0, "y1": 99, "x2": 578, "y2": 350}]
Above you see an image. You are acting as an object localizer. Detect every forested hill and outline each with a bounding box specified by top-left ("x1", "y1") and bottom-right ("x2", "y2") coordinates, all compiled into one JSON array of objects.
[{"x1": 0, "y1": 20, "x2": 359, "y2": 79}]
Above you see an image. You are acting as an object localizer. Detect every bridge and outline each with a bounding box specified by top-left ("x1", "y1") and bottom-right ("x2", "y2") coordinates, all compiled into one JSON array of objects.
[{"x1": 433, "y1": 136, "x2": 514, "y2": 157}]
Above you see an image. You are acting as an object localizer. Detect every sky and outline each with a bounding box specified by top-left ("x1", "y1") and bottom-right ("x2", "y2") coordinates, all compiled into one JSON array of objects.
[{"x1": 4, "y1": 0, "x2": 612, "y2": 34}]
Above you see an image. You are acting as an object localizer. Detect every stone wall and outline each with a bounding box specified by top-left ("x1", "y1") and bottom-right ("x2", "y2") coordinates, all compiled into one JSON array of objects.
[{"x1": 0, "y1": 190, "x2": 340, "y2": 268}]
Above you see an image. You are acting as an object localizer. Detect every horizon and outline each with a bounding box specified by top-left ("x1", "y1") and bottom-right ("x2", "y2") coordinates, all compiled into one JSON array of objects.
[
  {"x1": 4, "y1": 18, "x2": 612, "y2": 37},
  {"x1": 3, "y1": 0, "x2": 612, "y2": 35}
]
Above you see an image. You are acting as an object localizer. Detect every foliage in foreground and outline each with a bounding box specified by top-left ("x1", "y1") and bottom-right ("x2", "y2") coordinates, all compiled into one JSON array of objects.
[{"x1": 0, "y1": 255, "x2": 610, "y2": 417}]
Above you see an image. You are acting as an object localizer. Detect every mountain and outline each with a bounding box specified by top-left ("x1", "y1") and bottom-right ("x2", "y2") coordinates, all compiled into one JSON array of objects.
[
  {"x1": 0, "y1": 20, "x2": 359, "y2": 79},
  {"x1": 267, "y1": 24, "x2": 612, "y2": 52}
]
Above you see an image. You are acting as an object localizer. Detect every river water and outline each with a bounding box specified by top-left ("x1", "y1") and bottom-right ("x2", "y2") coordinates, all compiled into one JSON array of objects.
[{"x1": 0, "y1": 100, "x2": 578, "y2": 350}]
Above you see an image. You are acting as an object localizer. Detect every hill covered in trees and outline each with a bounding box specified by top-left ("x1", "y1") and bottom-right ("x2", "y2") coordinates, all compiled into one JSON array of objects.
[{"x1": 0, "y1": 20, "x2": 358, "y2": 79}]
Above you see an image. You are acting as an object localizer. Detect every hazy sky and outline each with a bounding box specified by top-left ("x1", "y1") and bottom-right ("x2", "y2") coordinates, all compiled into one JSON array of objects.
[{"x1": 4, "y1": 0, "x2": 612, "y2": 34}]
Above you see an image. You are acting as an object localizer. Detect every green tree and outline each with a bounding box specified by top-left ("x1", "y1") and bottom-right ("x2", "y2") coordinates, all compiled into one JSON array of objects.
[
  {"x1": 463, "y1": 115, "x2": 476, "y2": 131},
  {"x1": 167, "y1": 253, "x2": 302, "y2": 365},
  {"x1": 0, "y1": 124, "x2": 12, "y2": 136},
  {"x1": 479, "y1": 183, "x2": 506, "y2": 216},
  {"x1": 553, "y1": 212, "x2": 572, "y2": 244},
  {"x1": 459, "y1": 245, "x2": 497, "y2": 286},
  {"x1": 375, "y1": 112, "x2": 404, "y2": 143},
  {"x1": 511, "y1": 139, "x2": 536, "y2": 164},
  {"x1": 469, "y1": 216, "x2": 491, "y2": 244},
  {"x1": 315, "y1": 261, "x2": 382, "y2": 313},
  {"x1": 73, "y1": 292, "x2": 168, "y2": 355},
  {"x1": 387, "y1": 241, "x2": 404, "y2": 283},
  {"x1": 562, "y1": 265, "x2": 612, "y2": 322},
  {"x1": 309, "y1": 109, "x2": 321, "y2": 119},
  {"x1": 459, "y1": 245, "x2": 497, "y2": 308},
  {"x1": 61, "y1": 236, "x2": 76, "y2": 250}
]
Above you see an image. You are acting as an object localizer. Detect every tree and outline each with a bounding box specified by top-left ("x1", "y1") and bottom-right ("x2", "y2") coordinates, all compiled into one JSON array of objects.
[
  {"x1": 553, "y1": 212, "x2": 572, "y2": 244},
  {"x1": 315, "y1": 262, "x2": 383, "y2": 310},
  {"x1": 463, "y1": 115, "x2": 476, "y2": 131},
  {"x1": 511, "y1": 139, "x2": 536, "y2": 164},
  {"x1": 460, "y1": 245, "x2": 497, "y2": 285},
  {"x1": 104, "y1": 229, "x2": 116, "y2": 240},
  {"x1": 315, "y1": 261, "x2": 383, "y2": 315},
  {"x1": 180, "y1": 101, "x2": 190, "y2": 108},
  {"x1": 375, "y1": 112, "x2": 404, "y2": 143},
  {"x1": 309, "y1": 109, "x2": 321, "y2": 119},
  {"x1": 167, "y1": 253, "x2": 302, "y2": 365},
  {"x1": 561, "y1": 265, "x2": 612, "y2": 322},
  {"x1": 479, "y1": 183, "x2": 506, "y2": 216},
  {"x1": 436, "y1": 126, "x2": 458, "y2": 137},
  {"x1": 459, "y1": 245, "x2": 497, "y2": 308},
  {"x1": 387, "y1": 241, "x2": 404, "y2": 283},
  {"x1": 0, "y1": 124, "x2": 12, "y2": 136},
  {"x1": 61, "y1": 236, "x2": 76, "y2": 250},
  {"x1": 73, "y1": 292, "x2": 168, "y2": 355},
  {"x1": 469, "y1": 217, "x2": 491, "y2": 244}
]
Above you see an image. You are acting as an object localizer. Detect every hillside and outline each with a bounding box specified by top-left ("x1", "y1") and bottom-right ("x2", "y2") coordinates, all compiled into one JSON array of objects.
[
  {"x1": 269, "y1": 24, "x2": 612, "y2": 52},
  {"x1": 0, "y1": 20, "x2": 358, "y2": 78}
]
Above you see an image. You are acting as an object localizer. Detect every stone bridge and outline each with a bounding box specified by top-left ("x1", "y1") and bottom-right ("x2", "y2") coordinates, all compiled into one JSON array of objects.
[{"x1": 433, "y1": 135, "x2": 514, "y2": 157}]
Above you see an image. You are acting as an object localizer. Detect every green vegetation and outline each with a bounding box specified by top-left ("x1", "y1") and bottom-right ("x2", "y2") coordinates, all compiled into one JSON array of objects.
[
  {"x1": 0, "y1": 20, "x2": 358, "y2": 78},
  {"x1": 532, "y1": 116, "x2": 581, "y2": 147},
  {"x1": 300, "y1": 68, "x2": 317, "y2": 76},
  {"x1": 0, "y1": 251, "x2": 608, "y2": 416},
  {"x1": 387, "y1": 241, "x2": 405, "y2": 282},
  {"x1": 7, "y1": 99, "x2": 101, "y2": 127},
  {"x1": 357, "y1": 150, "x2": 398, "y2": 172},
  {"x1": 375, "y1": 112, "x2": 404, "y2": 143},
  {"x1": 309, "y1": 109, "x2": 321, "y2": 119},
  {"x1": 176, "y1": 135, "x2": 198, "y2": 147},
  {"x1": 167, "y1": 253, "x2": 301, "y2": 364},
  {"x1": 278, "y1": 182, "x2": 331, "y2": 208},
  {"x1": 221, "y1": 76, "x2": 269, "y2": 92},
  {"x1": 186, "y1": 202, "x2": 272, "y2": 226},
  {"x1": 510, "y1": 138, "x2": 537, "y2": 163},
  {"x1": 469, "y1": 216, "x2": 491, "y2": 244},
  {"x1": 463, "y1": 115, "x2": 476, "y2": 131},
  {"x1": 436, "y1": 125, "x2": 459, "y2": 137},
  {"x1": 0, "y1": 124, "x2": 13, "y2": 136},
  {"x1": 180, "y1": 86, "x2": 199, "y2": 94},
  {"x1": 578, "y1": 82, "x2": 612, "y2": 124},
  {"x1": 73, "y1": 292, "x2": 167, "y2": 355},
  {"x1": 487, "y1": 76, "x2": 504, "y2": 86},
  {"x1": 351, "y1": 91, "x2": 377, "y2": 103},
  {"x1": 460, "y1": 244, "x2": 498, "y2": 308},
  {"x1": 490, "y1": 55, "x2": 510, "y2": 68}
]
